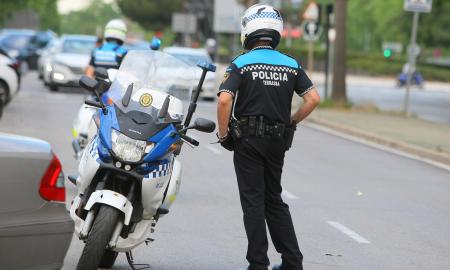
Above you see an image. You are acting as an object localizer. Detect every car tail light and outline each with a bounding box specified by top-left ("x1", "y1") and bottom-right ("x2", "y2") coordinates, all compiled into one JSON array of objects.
[
  {"x1": 39, "y1": 154, "x2": 65, "y2": 202},
  {"x1": 7, "y1": 60, "x2": 21, "y2": 72}
]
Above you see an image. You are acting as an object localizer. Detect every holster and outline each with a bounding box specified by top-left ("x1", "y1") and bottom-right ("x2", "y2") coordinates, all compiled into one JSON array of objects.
[{"x1": 285, "y1": 123, "x2": 296, "y2": 150}]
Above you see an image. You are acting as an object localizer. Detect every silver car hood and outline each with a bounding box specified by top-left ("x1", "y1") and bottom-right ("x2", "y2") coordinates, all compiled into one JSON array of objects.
[{"x1": 53, "y1": 53, "x2": 90, "y2": 68}]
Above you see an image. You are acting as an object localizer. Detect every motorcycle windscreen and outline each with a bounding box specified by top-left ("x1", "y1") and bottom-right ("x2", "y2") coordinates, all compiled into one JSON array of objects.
[{"x1": 104, "y1": 50, "x2": 198, "y2": 123}]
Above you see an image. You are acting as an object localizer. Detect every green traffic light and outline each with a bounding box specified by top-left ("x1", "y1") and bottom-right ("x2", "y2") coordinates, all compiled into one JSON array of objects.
[{"x1": 383, "y1": 49, "x2": 392, "y2": 58}]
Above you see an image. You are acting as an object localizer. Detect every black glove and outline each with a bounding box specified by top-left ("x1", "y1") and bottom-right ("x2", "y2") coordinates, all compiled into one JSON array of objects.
[{"x1": 218, "y1": 133, "x2": 234, "y2": 151}]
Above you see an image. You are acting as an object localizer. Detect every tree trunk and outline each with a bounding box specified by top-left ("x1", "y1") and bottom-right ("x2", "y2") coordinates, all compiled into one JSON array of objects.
[
  {"x1": 331, "y1": 0, "x2": 347, "y2": 104},
  {"x1": 239, "y1": 0, "x2": 259, "y2": 8}
]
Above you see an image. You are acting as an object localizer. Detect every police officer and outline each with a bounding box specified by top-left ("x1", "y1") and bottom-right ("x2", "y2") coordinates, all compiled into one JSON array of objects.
[
  {"x1": 217, "y1": 4, "x2": 320, "y2": 270},
  {"x1": 85, "y1": 19, "x2": 128, "y2": 78}
]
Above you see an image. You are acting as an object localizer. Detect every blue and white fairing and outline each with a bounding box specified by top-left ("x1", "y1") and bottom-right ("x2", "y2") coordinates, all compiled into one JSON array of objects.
[{"x1": 76, "y1": 50, "x2": 197, "y2": 218}]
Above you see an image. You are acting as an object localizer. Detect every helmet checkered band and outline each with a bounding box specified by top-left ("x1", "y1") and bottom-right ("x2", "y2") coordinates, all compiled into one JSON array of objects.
[{"x1": 243, "y1": 11, "x2": 283, "y2": 27}]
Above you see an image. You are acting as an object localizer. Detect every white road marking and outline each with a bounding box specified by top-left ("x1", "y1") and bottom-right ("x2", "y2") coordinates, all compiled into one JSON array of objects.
[
  {"x1": 327, "y1": 221, "x2": 371, "y2": 244},
  {"x1": 282, "y1": 190, "x2": 298, "y2": 200},
  {"x1": 207, "y1": 144, "x2": 222, "y2": 155}
]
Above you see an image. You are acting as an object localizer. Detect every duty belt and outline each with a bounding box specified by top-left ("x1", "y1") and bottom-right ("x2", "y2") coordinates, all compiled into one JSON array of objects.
[{"x1": 236, "y1": 116, "x2": 287, "y2": 139}]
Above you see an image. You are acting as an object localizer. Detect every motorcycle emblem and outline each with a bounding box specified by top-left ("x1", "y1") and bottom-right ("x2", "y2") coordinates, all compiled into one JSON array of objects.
[{"x1": 139, "y1": 93, "x2": 153, "y2": 107}]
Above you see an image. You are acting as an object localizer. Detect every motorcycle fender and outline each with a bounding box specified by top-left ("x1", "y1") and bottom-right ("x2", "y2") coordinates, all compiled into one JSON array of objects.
[
  {"x1": 77, "y1": 137, "x2": 100, "y2": 192},
  {"x1": 84, "y1": 190, "x2": 133, "y2": 225},
  {"x1": 69, "y1": 195, "x2": 85, "y2": 236},
  {"x1": 160, "y1": 158, "x2": 182, "y2": 211}
]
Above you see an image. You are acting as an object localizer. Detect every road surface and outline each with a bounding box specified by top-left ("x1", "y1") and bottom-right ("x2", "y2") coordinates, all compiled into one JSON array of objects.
[{"x1": 1, "y1": 72, "x2": 449, "y2": 270}]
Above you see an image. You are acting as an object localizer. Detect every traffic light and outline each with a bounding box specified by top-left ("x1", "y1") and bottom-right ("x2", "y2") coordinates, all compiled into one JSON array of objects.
[{"x1": 383, "y1": 49, "x2": 393, "y2": 58}]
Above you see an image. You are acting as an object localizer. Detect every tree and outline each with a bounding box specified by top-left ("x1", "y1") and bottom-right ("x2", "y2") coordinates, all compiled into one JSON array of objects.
[
  {"x1": 331, "y1": 0, "x2": 347, "y2": 104},
  {"x1": 116, "y1": 0, "x2": 183, "y2": 31},
  {"x1": 60, "y1": 0, "x2": 120, "y2": 35},
  {"x1": 346, "y1": 0, "x2": 450, "y2": 53},
  {"x1": 238, "y1": 0, "x2": 259, "y2": 8},
  {"x1": 0, "y1": 0, "x2": 60, "y2": 31}
]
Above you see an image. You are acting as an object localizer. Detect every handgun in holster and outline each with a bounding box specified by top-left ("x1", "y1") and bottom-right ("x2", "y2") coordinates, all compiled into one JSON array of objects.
[{"x1": 229, "y1": 118, "x2": 242, "y2": 140}]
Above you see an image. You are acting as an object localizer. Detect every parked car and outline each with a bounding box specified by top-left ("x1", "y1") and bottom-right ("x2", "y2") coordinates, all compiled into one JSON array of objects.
[
  {"x1": 18, "y1": 30, "x2": 57, "y2": 70},
  {"x1": 163, "y1": 46, "x2": 217, "y2": 100},
  {"x1": 124, "y1": 38, "x2": 150, "y2": 51},
  {"x1": 0, "y1": 133, "x2": 74, "y2": 270},
  {"x1": 47, "y1": 35, "x2": 96, "y2": 91},
  {"x1": 0, "y1": 53, "x2": 20, "y2": 117},
  {"x1": 0, "y1": 29, "x2": 35, "y2": 73},
  {"x1": 37, "y1": 38, "x2": 60, "y2": 82}
]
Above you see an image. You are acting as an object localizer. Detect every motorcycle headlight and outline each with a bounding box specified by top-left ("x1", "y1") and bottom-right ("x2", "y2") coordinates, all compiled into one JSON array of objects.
[{"x1": 111, "y1": 129, "x2": 153, "y2": 162}]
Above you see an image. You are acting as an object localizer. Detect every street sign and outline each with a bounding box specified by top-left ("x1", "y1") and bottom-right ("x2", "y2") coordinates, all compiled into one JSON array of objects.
[
  {"x1": 302, "y1": 20, "x2": 321, "y2": 41},
  {"x1": 382, "y1": 42, "x2": 403, "y2": 53},
  {"x1": 404, "y1": 0, "x2": 432, "y2": 13},
  {"x1": 213, "y1": 0, "x2": 244, "y2": 34},
  {"x1": 303, "y1": 2, "x2": 319, "y2": 21},
  {"x1": 172, "y1": 13, "x2": 197, "y2": 34}
]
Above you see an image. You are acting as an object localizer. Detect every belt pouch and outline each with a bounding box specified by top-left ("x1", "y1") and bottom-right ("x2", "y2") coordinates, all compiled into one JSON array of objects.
[
  {"x1": 256, "y1": 116, "x2": 264, "y2": 137},
  {"x1": 248, "y1": 116, "x2": 256, "y2": 136},
  {"x1": 273, "y1": 123, "x2": 285, "y2": 138}
]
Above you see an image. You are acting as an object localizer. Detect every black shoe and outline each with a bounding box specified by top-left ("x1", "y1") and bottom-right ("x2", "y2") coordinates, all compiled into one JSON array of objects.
[{"x1": 272, "y1": 264, "x2": 283, "y2": 270}]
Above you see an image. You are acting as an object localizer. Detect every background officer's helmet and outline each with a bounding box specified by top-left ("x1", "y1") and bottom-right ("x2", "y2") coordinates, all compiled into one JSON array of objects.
[
  {"x1": 240, "y1": 4, "x2": 283, "y2": 50},
  {"x1": 104, "y1": 19, "x2": 127, "y2": 44}
]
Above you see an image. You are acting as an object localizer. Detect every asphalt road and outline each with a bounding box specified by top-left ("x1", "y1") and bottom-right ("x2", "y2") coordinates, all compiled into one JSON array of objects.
[{"x1": 1, "y1": 72, "x2": 450, "y2": 270}]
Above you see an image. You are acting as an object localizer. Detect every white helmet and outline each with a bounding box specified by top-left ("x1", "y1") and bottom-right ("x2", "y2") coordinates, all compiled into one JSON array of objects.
[
  {"x1": 104, "y1": 19, "x2": 127, "y2": 43},
  {"x1": 240, "y1": 4, "x2": 283, "y2": 50}
]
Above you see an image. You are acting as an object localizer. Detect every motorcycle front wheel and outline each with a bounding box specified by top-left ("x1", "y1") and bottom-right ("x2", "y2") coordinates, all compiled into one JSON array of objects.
[{"x1": 77, "y1": 205, "x2": 120, "y2": 270}]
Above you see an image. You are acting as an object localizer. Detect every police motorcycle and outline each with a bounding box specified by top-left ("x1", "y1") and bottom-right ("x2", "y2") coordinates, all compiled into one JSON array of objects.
[
  {"x1": 69, "y1": 49, "x2": 216, "y2": 270},
  {"x1": 72, "y1": 38, "x2": 162, "y2": 160}
]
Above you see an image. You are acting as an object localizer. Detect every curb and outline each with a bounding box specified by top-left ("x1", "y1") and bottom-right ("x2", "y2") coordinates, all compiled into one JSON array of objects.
[{"x1": 305, "y1": 116, "x2": 450, "y2": 167}]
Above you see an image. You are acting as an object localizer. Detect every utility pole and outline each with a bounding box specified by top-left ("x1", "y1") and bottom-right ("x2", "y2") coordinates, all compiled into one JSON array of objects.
[
  {"x1": 402, "y1": 0, "x2": 432, "y2": 116},
  {"x1": 324, "y1": 4, "x2": 333, "y2": 99},
  {"x1": 331, "y1": 0, "x2": 347, "y2": 105},
  {"x1": 403, "y1": 12, "x2": 419, "y2": 117}
]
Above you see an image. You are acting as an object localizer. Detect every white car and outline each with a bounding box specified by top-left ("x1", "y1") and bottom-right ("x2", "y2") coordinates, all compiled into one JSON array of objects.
[
  {"x1": 163, "y1": 46, "x2": 217, "y2": 100},
  {"x1": 37, "y1": 38, "x2": 60, "y2": 82},
  {"x1": 0, "y1": 53, "x2": 20, "y2": 117},
  {"x1": 47, "y1": 35, "x2": 96, "y2": 91}
]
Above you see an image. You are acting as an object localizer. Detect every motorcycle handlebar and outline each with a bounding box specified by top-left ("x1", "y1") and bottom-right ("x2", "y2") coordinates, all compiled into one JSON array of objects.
[{"x1": 180, "y1": 134, "x2": 199, "y2": 146}]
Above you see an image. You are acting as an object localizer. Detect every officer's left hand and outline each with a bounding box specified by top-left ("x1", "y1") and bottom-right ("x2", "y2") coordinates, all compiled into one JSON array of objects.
[{"x1": 218, "y1": 133, "x2": 234, "y2": 151}]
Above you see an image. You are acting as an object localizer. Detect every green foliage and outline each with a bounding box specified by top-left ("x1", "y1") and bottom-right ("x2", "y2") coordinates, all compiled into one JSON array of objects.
[
  {"x1": 60, "y1": 0, "x2": 120, "y2": 36},
  {"x1": 0, "y1": 0, "x2": 60, "y2": 31},
  {"x1": 116, "y1": 0, "x2": 183, "y2": 31},
  {"x1": 347, "y1": 0, "x2": 450, "y2": 52}
]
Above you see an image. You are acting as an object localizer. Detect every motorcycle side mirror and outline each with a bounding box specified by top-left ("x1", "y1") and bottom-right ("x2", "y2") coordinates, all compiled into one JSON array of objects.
[
  {"x1": 193, "y1": 118, "x2": 216, "y2": 133},
  {"x1": 150, "y1": 37, "x2": 161, "y2": 51},
  {"x1": 79, "y1": 75, "x2": 98, "y2": 92},
  {"x1": 95, "y1": 67, "x2": 109, "y2": 80}
]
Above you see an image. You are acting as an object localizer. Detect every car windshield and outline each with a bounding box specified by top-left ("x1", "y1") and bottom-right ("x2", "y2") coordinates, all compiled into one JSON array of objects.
[
  {"x1": 0, "y1": 34, "x2": 33, "y2": 50},
  {"x1": 106, "y1": 50, "x2": 198, "y2": 123},
  {"x1": 169, "y1": 53, "x2": 210, "y2": 66},
  {"x1": 61, "y1": 39, "x2": 95, "y2": 54}
]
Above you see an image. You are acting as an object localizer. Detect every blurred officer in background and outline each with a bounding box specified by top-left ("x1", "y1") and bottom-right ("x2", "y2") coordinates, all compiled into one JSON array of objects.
[
  {"x1": 216, "y1": 4, "x2": 320, "y2": 270},
  {"x1": 85, "y1": 19, "x2": 128, "y2": 78}
]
